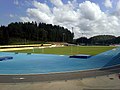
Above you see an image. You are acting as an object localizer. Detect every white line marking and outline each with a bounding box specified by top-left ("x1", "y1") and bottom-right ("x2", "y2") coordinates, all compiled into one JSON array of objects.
[{"x1": 13, "y1": 77, "x2": 25, "y2": 80}]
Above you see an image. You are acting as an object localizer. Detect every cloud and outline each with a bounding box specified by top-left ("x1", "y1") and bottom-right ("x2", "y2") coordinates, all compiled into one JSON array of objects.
[
  {"x1": 14, "y1": 0, "x2": 19, "y2": 5},
  {"x1": 115, "y1": 0, "x2": 120, "y2": 17},
  {"x1": 50, "y1": 0, "x2": 63, "y2": 7},
  {"x1": 9, "y1": 14, "x2": 14, "y2": 18},
  {"x1": 53, "y1": 3, "x2": 79, "y2": 23},
  {"x1": 116, "y1": 0, "x2": 120, "y2": 10},
  {"x1": 79, "y1": 1, "x2": 103, "y2": 20},
  {"x1": 27, "y1": 8, "x2": 53, "y2": 24},
  {"x1": 20, "y1": 0, "x2": 120, "y2": 38},
  {"x1": 20, "y1": 17, "x2": 33, "y2": 22},
  {"x1": 104, "y1": 0, "x2": 112, "y2": 8},
  {"x1": 33, "y1": 1, "x2": 51, "y2": 15}
]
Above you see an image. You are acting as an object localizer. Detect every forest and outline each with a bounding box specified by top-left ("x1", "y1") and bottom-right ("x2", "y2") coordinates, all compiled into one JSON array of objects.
[
  {"x1": 0, "y1": 22, "x2": 120, "y2": 45},
  {"x1": 0, "y1": 22, "x2": 74, "y2": 45},
  {"x1": 75, "y1": 35, "x2": 120, "y2": 45}
]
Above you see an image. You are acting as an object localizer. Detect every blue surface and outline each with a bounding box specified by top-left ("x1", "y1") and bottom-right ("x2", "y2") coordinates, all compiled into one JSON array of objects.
[{"x1": 0, "y1": 47, "x2": 120, "y2": 74}]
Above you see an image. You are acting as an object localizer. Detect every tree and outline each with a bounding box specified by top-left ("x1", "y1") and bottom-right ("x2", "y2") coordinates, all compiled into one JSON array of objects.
[
  {"x1": 89, "y1": 35, "x2": 116, "y2": 45},
  {"x1": 0, "y1": 26, "x2": 9, "y2": 45},
  {"x1": 0, "y1": 21, "x2": 74, "y2": 44},
  {"x1": 76, "y1": 37, "x2": 88, "y2": 45}
]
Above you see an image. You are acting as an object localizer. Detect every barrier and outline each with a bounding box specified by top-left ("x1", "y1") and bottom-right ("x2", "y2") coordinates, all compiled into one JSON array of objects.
[{"x1": 0, "y1": 56, "x2": 13, "y2": 61}]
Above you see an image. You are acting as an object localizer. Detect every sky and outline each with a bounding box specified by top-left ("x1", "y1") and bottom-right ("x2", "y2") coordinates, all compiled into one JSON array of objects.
[{"x1": 0, "y1": 0, "x2": 120, "y2": 38}]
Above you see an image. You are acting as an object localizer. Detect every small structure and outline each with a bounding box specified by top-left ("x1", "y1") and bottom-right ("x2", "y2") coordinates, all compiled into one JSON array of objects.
[
  {"x1": 0, "y1": 56, "x2": 13, "y2": 61},
  {"x1": 69, "y1": 54, "x2": 92, "y2": 59}
]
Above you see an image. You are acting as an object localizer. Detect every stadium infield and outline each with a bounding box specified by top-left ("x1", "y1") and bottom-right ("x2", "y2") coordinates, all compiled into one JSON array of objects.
[{"x1": 5, "y1": 46, "x2": 116, "y2": 55}]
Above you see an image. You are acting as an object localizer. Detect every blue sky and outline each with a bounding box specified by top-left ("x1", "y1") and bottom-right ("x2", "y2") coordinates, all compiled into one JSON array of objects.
[
  {"x1": 0, "y1": 0, "x2": 114, "y2": 25},
  {"x1": 0, "y1": 0, "x2": 30, "y2": 25},
  {"x1": 0, "y1": 0, "x2": 120, "y2": 38}
]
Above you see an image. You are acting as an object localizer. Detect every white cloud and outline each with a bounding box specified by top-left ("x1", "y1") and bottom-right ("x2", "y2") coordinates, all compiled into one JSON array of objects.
[
  {"x1": 104, "y1": 0, "x2": 112, "y2": 8},
  {"x1": 50, "y1": 0, "x2": 63, "y2": 7},
  {"x1": 26, "y1": 8, "x2": 53, "y2": 24},
  {"x1": 33, "y1": 1, "x2": 51, "y2": 15},
  {"x1": 20, "y1": 0, "x2": 120, "y2": 38},
  {"x1": 79, "y1": 1, "x2": 103, "y2": 20},
  {"x1": 115, "y1": 0, "x2": 120, "y2": 17},
  {"x1": 116, "y1": 0, "x2": 120, "y2": 10},
  {"x1": 9, "y1": 14, "x2": 14, "y2": 18},
  {"x1": 20, "y1": 17, "x2": 34, "y2": 22},
  {"x1": 14, "y1": 0, "x2": 19, "y2": 5},
  {"x1": 53, "y1": 4, "x2": 79, "y2": 23}
]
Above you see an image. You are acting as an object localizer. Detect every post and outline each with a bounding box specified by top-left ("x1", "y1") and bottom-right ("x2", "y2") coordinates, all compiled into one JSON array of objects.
[
  {"x1": 71, "y1": 27, "x2": 74, "y2": 55},
  {"x1": 63, "y1": 33, "x2": 65, "y2": 42}
]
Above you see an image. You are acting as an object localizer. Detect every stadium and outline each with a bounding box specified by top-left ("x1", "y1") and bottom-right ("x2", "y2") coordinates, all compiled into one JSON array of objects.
[{"x1": 0, "y1": 47, "x2": 120, "y2": 83}]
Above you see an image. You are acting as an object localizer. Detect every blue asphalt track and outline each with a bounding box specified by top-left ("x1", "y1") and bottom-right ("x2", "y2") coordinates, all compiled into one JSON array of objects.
[{"x1": 0, "y1": 47, "x2": 120, "y2": 74}]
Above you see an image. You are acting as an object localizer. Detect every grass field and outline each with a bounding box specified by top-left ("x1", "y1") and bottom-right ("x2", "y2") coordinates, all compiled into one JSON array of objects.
[{"x1": 8, "y1": 46, "x2": 116, "y2": 55}]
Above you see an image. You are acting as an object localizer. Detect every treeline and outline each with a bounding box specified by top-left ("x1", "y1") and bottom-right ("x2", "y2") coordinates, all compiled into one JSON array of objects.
[
  {"x1": 75, "y1": 35, "x2": 120, "y2": 45},
  {"x1": 0, "y1": 22, "x2": 74, "y2": 45},
  {"x1": 1, "y1": 22, "x2": 120, "y2": 45}
]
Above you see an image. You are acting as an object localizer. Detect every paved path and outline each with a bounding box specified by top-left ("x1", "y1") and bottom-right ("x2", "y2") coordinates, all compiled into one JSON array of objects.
[{"x1": 0, "y1": 45, "x2": 64, "y2": 52}]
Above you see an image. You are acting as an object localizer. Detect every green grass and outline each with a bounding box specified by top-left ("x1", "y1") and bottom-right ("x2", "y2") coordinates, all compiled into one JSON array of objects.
[{"x1": 8, "y1": 46, "x2": 116, "y2": 55}]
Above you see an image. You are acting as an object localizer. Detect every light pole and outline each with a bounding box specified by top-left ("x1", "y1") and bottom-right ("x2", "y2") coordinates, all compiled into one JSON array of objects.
[
  {"x1": 71, "y1": 27, "x2": 74, "y2": 55},
  {"x1": 81, "y1": 32, "x2": 84, "y2": 45},
  {"x1": 63, "y1": 33, "x2": 65, "y2": 42},
  {"x1": 72, "y1": 27, "x2": 73, "y2": 34},
  {"x1": 71, "y1": 27, "x2": 74, "y2": 41}
]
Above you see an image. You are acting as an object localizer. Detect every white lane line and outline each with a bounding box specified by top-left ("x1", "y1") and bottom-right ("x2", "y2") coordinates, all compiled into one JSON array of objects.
[{"x1": 13, "y1": 77, "x2": 25, "y2": 80}]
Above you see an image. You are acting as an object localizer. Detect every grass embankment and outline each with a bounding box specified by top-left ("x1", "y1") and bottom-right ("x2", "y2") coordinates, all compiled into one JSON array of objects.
[{"x1": 8, "y1": 46, "x2": 116, "y2": 55}]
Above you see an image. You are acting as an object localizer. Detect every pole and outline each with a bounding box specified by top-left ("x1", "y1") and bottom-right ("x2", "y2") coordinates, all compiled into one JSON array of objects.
[
  {"x1": 63, "y1": 33, "x2": 65, "y2": 42},
  {"x1": 71, "y1": 27, "x2": 74, "y2": 55}
]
